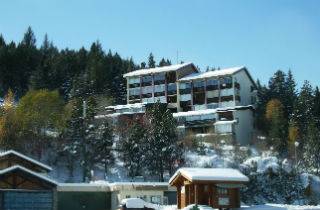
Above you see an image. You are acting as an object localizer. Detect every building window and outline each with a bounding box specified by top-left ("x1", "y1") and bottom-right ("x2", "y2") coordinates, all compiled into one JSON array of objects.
[
  {"x1": 204, "y1": 185, "x2": 209, "y2": 192},
  {"x1": 220, "y1": 95, "x2": 233, "y2": 102},
  {"x1": 167, "y1": 95, "x2": 177, "y2": 103},
  {"x1": 193, "y1": 80, "x2": 205, "y2": 92},
  {"x1": 220, "y1": 77, "x2": 232, "y2": 89},
  {"x1": 193, "y1": 92, "x2": 205, "y2": 105},
  {"x1": 179, "y1": 82, "x2": 191, "y2": 94},
  {"x1": 207, "y1": 97, "x2": 219, "y2": 104},
  {"x1": 142, "y1": 75, "x2": 152, "y2": 86},
  {"x1": 166, "y1": 72, "x2": 176, "y2": 83},
  {"x1": 142, "y1": 93, "x2": 152, "y2": 98},
  {"x1": 235, "y1": 82, "x2": 240, "y2": 89},
  {"x1": 207, "y1": 79, "x2": 219, "y2": 91},
  {"x1": 151, "y1": 196, "x2": 162, "y2": 204},
  {"x1": 167, "y1": 83, "x2": 177, "y2": 95},
  {"x1": 154, "y1": 92, "x2": 165, "y2": 97},
  {"x1": 218, "y1": 197, "x2": 230, "y2": 205},
  {"x1": 154, "y1": 73, "x2": 165, "y2": 85},
  {"x1": 217, "y1": 187, "x2": 228, "y2": 195},
  {"x1": 180, "y1": 101, "x2": 191, "y2": 112},
  {"x1": 218, "y1": 111, "x2": 234, "y2": 121}
]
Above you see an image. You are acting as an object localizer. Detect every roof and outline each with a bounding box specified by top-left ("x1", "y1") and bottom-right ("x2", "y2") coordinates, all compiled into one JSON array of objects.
[
  {"x1": 106, "y1": 103, "x2": 147, "y2": 110},
  {"x1": 0, "y1": 150, "x2": 52, "y2": 171},
  {"x1": 179, "y1": 66, "x2": 245, "y2": 81},
  {"x1": 169, "y1": 168, "x2": 249, "y2": 185},
  {"x1": 0, "y1": 165, "x2": 57, "y2": 186},
  {"x1": 173, "y1": 105, "x2": 254, "y2": 118},
  {"x1": 173, "y1": 109, "x2": 218, "y2": 118},
  {"x1": 58, "y1": 181, "x2": 172, "y2": 192},
  {"x1": 123, "y1": 62, "x2": 197, "y2": 77}
]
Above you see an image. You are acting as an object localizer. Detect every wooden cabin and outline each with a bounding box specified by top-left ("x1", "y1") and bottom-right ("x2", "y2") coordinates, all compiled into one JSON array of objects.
[
  {"x1": 0, "y1": 150, "x2": 57, "y2": 210},
  {"x1": 169, "y1": 168, "x2": 249, "y2": 209}
]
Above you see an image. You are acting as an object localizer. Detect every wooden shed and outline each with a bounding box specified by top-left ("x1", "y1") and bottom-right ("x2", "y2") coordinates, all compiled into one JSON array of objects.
[
  {"x1": 169, "y1": 168, "x2": 249, "y2": 209},
  {"x1": 0, "y1": 150, "x2": 57, "y2": 210}
]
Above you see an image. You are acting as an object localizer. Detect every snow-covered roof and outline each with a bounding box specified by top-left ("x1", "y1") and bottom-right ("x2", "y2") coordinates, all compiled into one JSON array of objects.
[
  {"x1": 179, "y1": 66, "x2": 257, "y2": 87},
  {"x1": 214, "y1": 120, "x2": 237, "y2": 125},
  {"x1": 0, "y1": 165, "x2": 57, "y2": 185},
  {"x1": 179, "y1": 66, "x2": 245, "y2": 81},
  {"x1": 173, "y1": 109, "x2": 217, "y2": 118},
  {"x1": 0, "y1": 150, "x2": 52, "y2": 171},
  {"x1": 169, "y1": 167, "x2": 249, "y2": 184},
  {"x1": 173, "y1": 106, "x2": 253, "y2": 118},
  {"x1": 106, "y1": 103, "x2": 146, "y2": 110},
  {"x1": 58, "y1": 181, "x2": 171, "y2": 192},
  {"x1": 123, "y1": 62, "x2": 196, "y2": 77}
]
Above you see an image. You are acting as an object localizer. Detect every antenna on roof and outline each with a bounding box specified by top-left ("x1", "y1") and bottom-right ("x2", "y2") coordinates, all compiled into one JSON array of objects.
[{"x1": 176, "y1": 50, "x2": 179, "y2": 64}]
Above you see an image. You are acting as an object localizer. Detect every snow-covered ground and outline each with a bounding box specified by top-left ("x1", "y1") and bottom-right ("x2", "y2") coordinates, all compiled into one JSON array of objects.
[
  {"x1": 240, "y1": 204, "x2": 320, "y2": 210},
  {"x1": 121, "y1": 199, "x2": 320, "y2": 210}
]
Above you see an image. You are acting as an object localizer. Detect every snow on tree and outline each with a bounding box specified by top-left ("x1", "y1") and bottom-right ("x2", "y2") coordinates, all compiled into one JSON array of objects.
[
  {"x1": 144, "y1": 101, "x2": 183, "y2": 181},
  {"x1": 118, "y1": 121, "x2": 146, "y2": 179}
]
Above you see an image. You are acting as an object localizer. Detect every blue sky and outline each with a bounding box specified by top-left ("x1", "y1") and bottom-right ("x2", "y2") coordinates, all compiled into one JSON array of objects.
[{"x1": 0, "y1": 0, "x2": 319, "y2": 87}]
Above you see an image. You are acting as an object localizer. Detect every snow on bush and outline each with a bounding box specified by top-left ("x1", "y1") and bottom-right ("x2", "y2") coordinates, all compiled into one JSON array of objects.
[{"x1": 242, "y1": 155, "x2": 280, "y2": 174}]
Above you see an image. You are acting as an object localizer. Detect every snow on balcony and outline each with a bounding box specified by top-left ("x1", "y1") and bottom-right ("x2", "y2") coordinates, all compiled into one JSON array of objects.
[
  {"x1": 220, "y1": 88, "x2": 234, "y2": 97},
  {"x1": 214, "y1": 120, "x2": 236, "y2": 134}
]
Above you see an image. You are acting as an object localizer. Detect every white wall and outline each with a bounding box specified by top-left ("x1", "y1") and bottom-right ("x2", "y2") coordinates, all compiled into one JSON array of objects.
[
  {"x1": 233, "y1": 70, "x2": 255, "y2": 106},
  {"x1": 233, "y1": 109, "x2": 254, "y2": 145}
]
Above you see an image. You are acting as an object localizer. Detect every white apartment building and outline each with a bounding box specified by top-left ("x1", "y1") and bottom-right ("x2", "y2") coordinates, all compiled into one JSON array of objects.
[{"x1": 105, "y1": 63, "x2": 257, "y2": 145}]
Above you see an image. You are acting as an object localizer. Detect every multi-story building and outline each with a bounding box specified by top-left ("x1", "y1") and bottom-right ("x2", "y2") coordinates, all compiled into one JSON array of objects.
[{"x1": 105, "y1": 63, "x2": 257, "y2": 145}]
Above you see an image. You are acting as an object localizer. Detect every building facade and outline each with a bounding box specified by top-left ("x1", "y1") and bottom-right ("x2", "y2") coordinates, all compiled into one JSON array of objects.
[{"x1": 105, "y1": 63, "x2": 257, "y2": 145}]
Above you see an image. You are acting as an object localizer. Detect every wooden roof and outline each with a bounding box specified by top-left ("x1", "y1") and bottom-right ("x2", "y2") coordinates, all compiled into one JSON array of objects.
[
  {"x1": 0, "y1": 150, "x2": 52, "y2": 172},
  {"x1": 0, "y1": 165, "x2": 57, "y2": 190}
]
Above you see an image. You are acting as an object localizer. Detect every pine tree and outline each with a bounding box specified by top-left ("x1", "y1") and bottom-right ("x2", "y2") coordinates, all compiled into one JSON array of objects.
[
  {"x1": 255, "y1": 80, "x2": 270, "y2": 133},
  {"x1": 313, "y1": 87, "x2": 320, "y2": 127},
  {"x1": 292, "y1": 80, "x2": 315, "y2": 145},
  {"x1": 87, "y1": 41, "x2": 106, "y2": 93},
  {"x1": 140, "y1": 62, "x2": 146, "y2": 69},
  {"x1": 0, "y1": 35, "x2": 5, "y2": 47},
  {"x1": 144, "y1": 101, "x2": 183, "y2": 181},
  {"x1": 119, "y1": 121, "x2": 146, "y2": 179},
  {"x1": 159, "y1": 58, "x2": 171, "y2": 67},
  {"x1": 302, "y1": 123, "x2": 320, "y2": 175},
  {"x1": 30, "y1": 34, "x2": 59, "y2": 90},
  {"x1": 16, "y1": 27, "x2": 39, "y2": 96},
  {"x1": 284, "y1": 70, "x2": 297, "y2": 118},
  {"x1": 62, "y1": 95, "x2": 114, "y2": 182},
  {"x1": 148, "y1": 53, "x2": 156, "y2": 68}
]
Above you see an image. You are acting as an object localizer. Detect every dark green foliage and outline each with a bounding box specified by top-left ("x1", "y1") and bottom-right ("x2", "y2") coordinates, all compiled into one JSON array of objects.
[
  {"x1": 255, "y1": 80, "x2": 270, "y2": 132},
  {"x1": 302, "y1": 123, "x2": 320, "y2": 175},
  {"x1": 148, "y1": 53, "x2": 156, "y2": 68},
  {"x1": 144, "y1": 101, "x2": 183, "y2": 181},
  {"x1": 0, "y1": 27, "x2": 136, "y2": 105},
  {"x1": 61, "y1": 96, "x2": 114, "y2": 181},
  {"x1": 313, "y1": 87, "x2": 320, "y2": 127},
  {"x1": 241, "y1": 168, "x2": 304, "y2": 205},
  {"x1": 118, "y1": 121, "x2": 146, "y2": 179},
  {"x1": 292, "y1": 80, "x2": 315, "y2": 144},
  {"x1": 159, "y1": 58, "x2": 171, "y2": 67}
]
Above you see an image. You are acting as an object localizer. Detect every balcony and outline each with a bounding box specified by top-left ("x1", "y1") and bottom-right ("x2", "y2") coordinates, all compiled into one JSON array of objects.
[
  {"x1": 220, "y1": 88, "x2": 234, "y2": 97},
  {"x1": 214, "y1": 120, "x2": 235, "y2": 134}
]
